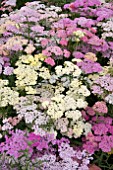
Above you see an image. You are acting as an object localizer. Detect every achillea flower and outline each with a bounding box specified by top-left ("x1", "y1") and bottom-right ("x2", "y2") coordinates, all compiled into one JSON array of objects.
[
  {"x1": 93, "y1": 101, "x2": 108, "y2": 114},
  {"x1": 77, "y1": 59, "x2": 102, "y2": 74},
  {"x1": 45, "y1": 57, "x2": 55, "y2": 66}
]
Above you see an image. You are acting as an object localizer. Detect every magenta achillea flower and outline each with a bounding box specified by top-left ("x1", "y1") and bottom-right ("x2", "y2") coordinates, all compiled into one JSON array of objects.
[
  {"x1": 83, "y1": 116, "x2": 113, "y2": 153},
  {"x1": 82, "y1": 106, "x2": 96, "y2": 121},
  {"x1": 28, "y1": 133, "x2": 52, "y2": 151},
  {"x1": 0, "y1": 130, "x2": 30, "y2": 158},
  {"x1": 0, "y1": 130, "x2": 54, "y2": 158},
  {"x1": 0, "y1": 130, "x2": 92, "y2": 169}
]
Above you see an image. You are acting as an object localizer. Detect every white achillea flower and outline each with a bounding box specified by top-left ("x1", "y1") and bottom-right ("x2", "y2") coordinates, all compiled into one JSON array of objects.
[
  {"x1": 78, "y1": 85, "x2": 90, "y2": 96},
  {"x1": 47, "y1": 105, "x2": 64, "y2": 120},
  {"x1": 49, "y1": 74, "x2": 58, "y2": 84},
  {"x1": 70, "y1": 78, "x2": 82, "y2": 88},
  {"x1": 42, "y1": 61, "x2": 91, "y2": 137},
  {"x1": 72, "y1": 68, "x2": 82, "y2": 77},
  {"x1": 73, "y1": 30, "x2": 85, "y2": 38},
  {"x1": 55, "y1": 65, "x2": 63, "y2": 77},
  {"x1": 24, "y1": 112, "x2": 37, "y2": 124},
  {"x1": 54, "y1": 84, "x2": 65, "y2": 95},
  {"x1": 42, "y1": 100, "x2": 50, "y2": 109},
  {"x1": 0, "y1": 134, "x2": 2, "y2": 138},
  {"x1": 83, "y1": 123, "x2": 92, "y2": 136},
  {"x1": 2, "y1": 122, "x2": 13, "y2": 131},
  {"x1": 64, "y1": 96, "x2": 77, "y2": 110},
  {"x1": 39, "y1": 67, "x2": 51, "y2": 79},
  {"x1": 5, "y1": 0, "x2": 17, "y2": 7},
  {"x1": 56, "y1": 118, "x2": 69, "y2": 133},
  {"x1": 61, "y1": 76, "x2": 70, "y2": 88},
  {"x1": 97, "y1": 19, "x2": 113, "y2": 39},
  {"x1": 76, "y1": 99, "x2": 88, "y2": 108},
  {"x1": 65, "y1": 110, "x2": 81, "y2": 121},
  {"x1": 73, "y1": 30, "x2": 85, "y2": 42},
  {"x1": 55, "y1": 61, "x2": 81, "y2": 77},
  {"x1": 105, "y1": 94, "x2": 113, "y2": 104},
  {"x1": 100, "y1": 0, "x2": 105, "y2": 3}
]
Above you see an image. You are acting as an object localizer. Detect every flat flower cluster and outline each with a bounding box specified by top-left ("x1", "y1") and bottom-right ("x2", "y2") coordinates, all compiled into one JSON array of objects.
[{"x1": 0, "y1": 0, "x2": 113, "y2": 169}]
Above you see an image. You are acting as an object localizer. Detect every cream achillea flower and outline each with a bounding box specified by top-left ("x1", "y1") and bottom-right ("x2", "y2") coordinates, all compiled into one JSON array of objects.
[
  {"x1": 64, "y1": 96, "x2": 77, "y2": 110},
  {"x1": 73, "y1": 30, "x2": 85, "y2": 42},
  {"x1": 43, "y1": 61, "x2": 91, "y2": 138},
  {"x1": 73, "y1": 121, "x2": 84, "y2": 137},
  {"x1": 47, "y1": 94, "x2": 65, "y2": 119},
  {"x1": 73, "y1": 121, "x2": 92, "y2": 138},
  {"x1": 14, "y1": 64, "x2": 38, "y2": 87},
  {"x1": 66, "y1": 78, "x2": 90, "y2": 102},
  {"x1": 0, "y1": 79, "x2": 9, "y2": 87},
  {"x1": 0, "y1": 80, "x2": 19, "y2": 107},
  {"x1": 54, "y1": 83, "x2": 65, "y2": 95}
]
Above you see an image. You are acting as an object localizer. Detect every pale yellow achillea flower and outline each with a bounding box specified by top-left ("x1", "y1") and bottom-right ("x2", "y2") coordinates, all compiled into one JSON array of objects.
[
  {"x1": 34, "y1": 53, "x2": 47, "y2": 61},
  {"x1": 25, "y1": 86, "x2": 37, "y2": 94}
]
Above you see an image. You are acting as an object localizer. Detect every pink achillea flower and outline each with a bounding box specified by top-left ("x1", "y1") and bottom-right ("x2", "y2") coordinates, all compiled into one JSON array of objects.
[
  {"x1": 41, "y1": 38, "x2": 50, "y2": 47},
  {"x1": 93, "y1": 101, "x2": 108, "y2": 114},
  {"x1": 45, "y1": 57, "x2": 55, "y2": 66},
  {"x1": 63, "y1": 49, "x2": 70, "y2": 58},
  {"x1": 82, "y1": 106, "x2": 95, "y2": 120},
  {"x1": 59, "y1": 38, "x2": 68, "y2": 46}
]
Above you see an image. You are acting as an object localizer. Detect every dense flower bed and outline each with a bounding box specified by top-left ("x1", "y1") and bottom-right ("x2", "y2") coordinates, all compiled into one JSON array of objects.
[{"x1": 0, "y1": 0, "x2": 113, "y2": 169}]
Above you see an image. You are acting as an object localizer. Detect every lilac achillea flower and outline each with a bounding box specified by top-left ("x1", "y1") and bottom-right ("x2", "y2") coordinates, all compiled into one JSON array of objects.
[{"x1": 3, "y1": 66, "x2": 14, "y2": 75}]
